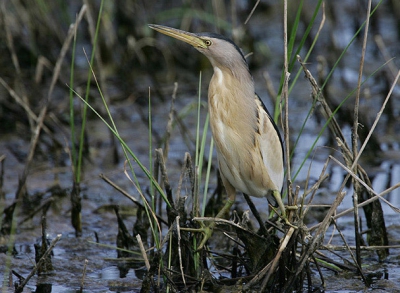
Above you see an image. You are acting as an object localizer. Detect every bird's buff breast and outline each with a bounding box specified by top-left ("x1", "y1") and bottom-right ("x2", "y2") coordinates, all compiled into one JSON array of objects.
[
  {"x1": 207, "y1": 66, "x2": 281, "y2": 197},
  {"x1": 208, "y1": 91, "x2": 272, "y2": 197}
]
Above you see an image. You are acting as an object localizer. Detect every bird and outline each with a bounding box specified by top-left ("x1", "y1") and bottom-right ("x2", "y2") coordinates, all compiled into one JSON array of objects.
[{"x1": 149, "y1": 24, "x2": 294, "y2": 249}]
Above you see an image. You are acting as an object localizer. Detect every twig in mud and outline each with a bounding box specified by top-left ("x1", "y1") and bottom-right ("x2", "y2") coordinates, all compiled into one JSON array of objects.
[
  {"x1": 35, "y1": 56, "x2": 54, "y2": 84},
  {"x1": 301, "y1": 155, "x2": 314, "y2": 207},
  {"x1": 79, "y1": 259, "x2": 88, "y2": 293},
  {"x1": 261, "y1": 227, "x2": 295, "y2": 291},
  {"x1": 155, "y1": 149, "x2": 173, "y2": 205},
  {"x1": 175, "y1": 216, "x2": 186, "y2": 287},
  {"x1": 99, "y1": 173, "x2": 168, "y2": 226},
  {"x1": 244, "y1": 0, "x2": 260, "y2": 24},
  {"x1": 15, "y1": 234, "x2": 62, "y2": 293},
  {"x1": 159, "y1": 221, "x2": 175, "y2": 248},
  {"x1": 176, "y1": 153, "x2": 194, "y2": 201},
  {"x1": 136, "y1": 234, "x2": 150, "y2": 271},
  {"x1": 245, "y1": 262, "x2": 272, "y2": 288},
  {"x1": 281, "y1": 0, "x2": 293, "y2": 208},
  {"x1": 312, "y1": 254, "x2": 325, "y2": 288},
  {"x1": 332, "y1": 218, "x2": 368, "y2": 285},
  {"x1": 301, "y1": 156, "x2": 330, "y2": 218},
  {"x1": 222, "y1": 232, "x2": 245, "y2": 249},
  {"x1": 243, "y1": 227, "x2": 296, "y2": 290},
  {"x1": 35, "y1": 214, "x2": 54, "y2": 273},
  {"x1": 302, "y1": 173, "x2": 329, "y2": 205},
  {"x1": 11, "y1": 271, "x2": 23, "y2": 287},
  {"x1": 325, "y1": 211, "x2": 338, "y2": 246},
  {"x1": 313, "y1": 250, "x2": 356, "y2": 272},
  {"x1": 163, "y1": 82, "x2": 178, "y2": 162},
  {"x1": 308, "y1": 156, "x2": 398, "y2": 232},
  {"x1": 352, "y1": 0, "x2": 372, "y2": 267},
  {"x1": 156, "y1": 148, "x2": 184, "y2": 226},
  {"x1": 323, "y1": 244, "x2": 400, "y2": 251}
]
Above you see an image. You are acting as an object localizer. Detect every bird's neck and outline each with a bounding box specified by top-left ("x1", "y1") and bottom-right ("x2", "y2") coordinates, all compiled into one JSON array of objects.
[
  {"x1": 208, "y1": 62, "x2": 258, "y2": 140},
  {"x1": 210, "y1": 63, "x2": 255, "y2": 104}
]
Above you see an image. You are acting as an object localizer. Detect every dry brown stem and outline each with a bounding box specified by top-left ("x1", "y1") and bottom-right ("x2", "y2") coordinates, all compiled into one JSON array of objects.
[
  {"x1": 163, "y1": 82, "x2": 179, "y2": 161},
  {"x1": 261, "y1": 227, "x2": 295, "y2": 291},
  {"x1": 79, "y1": 259, "x2": 89, "y2": 292},
  {"x1": 15, "y1": 234, "x2": 62, "y2": 293},
  {"x1": 99, "y1": 173, "x2": 168, "y2": 226}
]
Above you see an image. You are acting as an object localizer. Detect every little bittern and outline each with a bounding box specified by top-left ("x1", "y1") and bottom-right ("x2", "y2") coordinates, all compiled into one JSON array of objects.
[{"x1": 149, "y1": 24, "x2": 292, "y2": 248}]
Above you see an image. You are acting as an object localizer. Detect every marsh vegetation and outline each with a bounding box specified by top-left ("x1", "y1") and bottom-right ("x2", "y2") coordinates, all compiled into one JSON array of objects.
[{"x1": 0, "y1": 0, "x2": 400, "y2": 292}]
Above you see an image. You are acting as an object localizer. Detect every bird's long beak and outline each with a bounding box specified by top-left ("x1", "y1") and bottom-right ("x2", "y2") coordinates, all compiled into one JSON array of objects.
[{"x1": 149, "y1": 24, "x2": 207, "y2": 49}]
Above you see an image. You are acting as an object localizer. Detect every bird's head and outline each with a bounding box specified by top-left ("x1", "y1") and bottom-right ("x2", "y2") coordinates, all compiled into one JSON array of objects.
[{"x1": 149, "y1": 24, "x2": 247, "y2": 71}]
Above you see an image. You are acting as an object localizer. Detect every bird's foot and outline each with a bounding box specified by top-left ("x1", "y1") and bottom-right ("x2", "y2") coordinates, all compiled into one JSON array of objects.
[
  {"x1": 196, "y1": 225, "x2": 214, "y2": 250},
  {"x1": 286, "y1": 205, "x2": 299, "y2": 211},
  {"x1": 282, "y1": 216, "x2": 298, "y2": 229},
  {"x1": 180, "y1": 199, "x2": 234, "y2": 250},
  {"x1": 270, "y1": 190, "x2": 298, "y2": 229},
  {"x1": 284, "y1": 205, "x2": 299, "y2": 228},
  {"x1": 180, "y1": 222, "x2": 215, "y2": 250},
  {"x1": 270, "y1": 204, "x2": 298, "y2": 229}
]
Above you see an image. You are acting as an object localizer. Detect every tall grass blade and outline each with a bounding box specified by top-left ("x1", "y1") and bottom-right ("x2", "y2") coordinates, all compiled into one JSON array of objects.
[
  {"x1": 76, "y1": 0, "x2": 105, "y2": 183},
  {"x1": 69, "y1": 11, "x2": 79, "y2": 173},
  {"x1": 202, "y1": 137, "x2": 214, "y2": 217}
]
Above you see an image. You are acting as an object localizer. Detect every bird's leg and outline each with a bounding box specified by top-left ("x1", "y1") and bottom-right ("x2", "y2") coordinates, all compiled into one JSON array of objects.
[
  {"x1": 271, "y1": 190, "x2": 297, "y2": 229},
  {"x1": 180, "y1": 199, "x2": 234, "y2": 250},
  {"x1": 243, "y1": 193, "x2": 268, "y2": 235},
  {"x1": 195, "y1": 198, "x2": 234, "y2": 249},
  {"x1": 191, "y1": 177, "x2": 236, "y2": 250}
]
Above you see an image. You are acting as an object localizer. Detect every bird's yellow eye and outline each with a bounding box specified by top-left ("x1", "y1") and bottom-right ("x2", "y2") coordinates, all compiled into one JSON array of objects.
[{"x1": 204, "y1": 40, "x2": 212, "y2": 46}]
